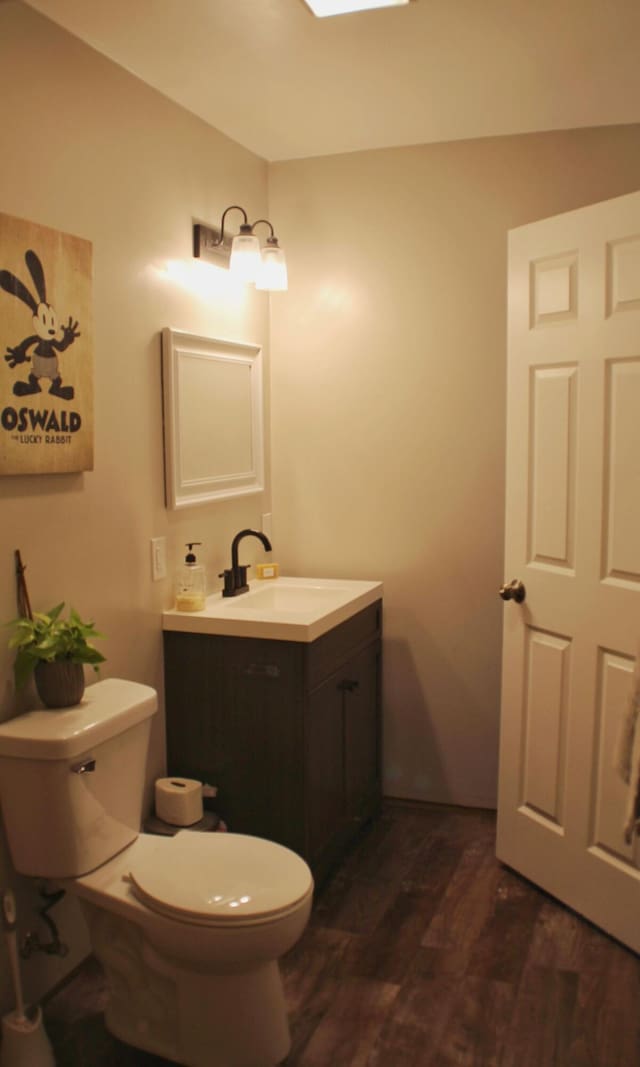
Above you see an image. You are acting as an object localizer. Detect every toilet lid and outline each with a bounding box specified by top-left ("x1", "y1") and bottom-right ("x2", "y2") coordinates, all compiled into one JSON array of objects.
[{"x1": 128, "y1": 831, "x2": 313, "y2": 925}]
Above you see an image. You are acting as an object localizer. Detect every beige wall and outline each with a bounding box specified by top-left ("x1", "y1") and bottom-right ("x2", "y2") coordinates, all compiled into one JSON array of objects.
[
  {"x1": 0, "y1": 1, "x2": 271, "y2": 1009},
  {"x1": 269, "y1": 126, "x2": 640, "y2": 809}
]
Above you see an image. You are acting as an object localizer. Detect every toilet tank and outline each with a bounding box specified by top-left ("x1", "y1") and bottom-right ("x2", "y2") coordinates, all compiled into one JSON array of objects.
[{"x1": 0, "y1": 678, "x2": 157, "y2": 879}]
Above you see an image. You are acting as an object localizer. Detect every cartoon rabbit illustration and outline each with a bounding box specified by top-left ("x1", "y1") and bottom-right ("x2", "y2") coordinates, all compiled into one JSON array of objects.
[{"x1": 0, "y1": 249, "x2": 80, "y2": 400}]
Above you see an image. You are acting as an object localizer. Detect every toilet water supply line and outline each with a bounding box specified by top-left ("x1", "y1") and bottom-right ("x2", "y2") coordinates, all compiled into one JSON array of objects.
[{"x1": 20, "y1": 886, "x2": 68, "y2": 959}]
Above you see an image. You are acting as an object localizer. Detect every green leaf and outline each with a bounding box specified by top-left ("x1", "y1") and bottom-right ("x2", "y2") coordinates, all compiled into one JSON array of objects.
[{"x1": 5, "y1": 603, "x2": 106, "y2": 689}]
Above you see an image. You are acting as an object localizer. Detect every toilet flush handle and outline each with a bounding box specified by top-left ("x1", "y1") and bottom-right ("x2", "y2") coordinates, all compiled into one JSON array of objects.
[{"x1": 70, "y1": 758, "x2": 96, "y2": 775}]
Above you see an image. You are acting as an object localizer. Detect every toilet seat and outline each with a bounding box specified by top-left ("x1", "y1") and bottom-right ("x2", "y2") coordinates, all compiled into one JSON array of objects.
[{"x1": 127, "y1": 831, "x2": 313, "y2": 928}]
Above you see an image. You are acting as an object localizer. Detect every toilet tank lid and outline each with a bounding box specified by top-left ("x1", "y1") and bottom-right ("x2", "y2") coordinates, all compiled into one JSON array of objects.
[{"x1": 0, "y1": 678, "x2": 158, "y2": 760}]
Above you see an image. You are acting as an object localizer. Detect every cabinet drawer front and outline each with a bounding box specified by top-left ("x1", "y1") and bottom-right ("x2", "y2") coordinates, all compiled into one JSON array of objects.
[{"x1": 306, "y1": 601, "x2": 382, "y2": 692}]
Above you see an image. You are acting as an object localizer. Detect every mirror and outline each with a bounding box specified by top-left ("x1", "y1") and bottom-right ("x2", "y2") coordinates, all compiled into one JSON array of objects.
[{"x1": 161, "y1": 329, "x2": 264, "y2": 509}]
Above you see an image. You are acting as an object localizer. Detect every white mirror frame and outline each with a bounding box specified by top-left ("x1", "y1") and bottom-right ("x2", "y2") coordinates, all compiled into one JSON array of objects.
[{"x1": 161, "y1": 328, "x2": 264, "y2": 509}]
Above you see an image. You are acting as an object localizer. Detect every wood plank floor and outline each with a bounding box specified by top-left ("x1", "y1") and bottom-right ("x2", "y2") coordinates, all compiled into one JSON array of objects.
[{"x1": 42, "y1": 802, "x2": 640, "y2": 1066}]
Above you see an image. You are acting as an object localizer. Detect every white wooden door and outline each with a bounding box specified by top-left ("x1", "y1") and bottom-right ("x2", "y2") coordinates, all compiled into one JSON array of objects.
[{"x1": 497, "y1": 190, "x2": 640, "y2": 952}]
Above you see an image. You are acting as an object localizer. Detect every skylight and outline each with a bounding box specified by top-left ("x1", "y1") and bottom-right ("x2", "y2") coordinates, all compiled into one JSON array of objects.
[{"x1": 303, "y1": 0, "x2": 410, "y2": 17}]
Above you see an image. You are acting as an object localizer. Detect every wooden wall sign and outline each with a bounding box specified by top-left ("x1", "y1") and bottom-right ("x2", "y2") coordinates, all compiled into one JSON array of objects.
[{"x1": 0, "y1": 213, "x2": 93, "y2": 475}]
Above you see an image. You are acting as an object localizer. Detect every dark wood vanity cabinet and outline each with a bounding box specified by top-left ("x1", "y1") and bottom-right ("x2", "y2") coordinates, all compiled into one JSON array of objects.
[{"x1": 163, "y1": 601, "x2": 382, "y2": 884}]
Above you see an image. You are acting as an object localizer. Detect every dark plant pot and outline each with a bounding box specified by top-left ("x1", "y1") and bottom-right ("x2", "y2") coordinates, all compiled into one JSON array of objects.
[{"x1": 34, "y1": 661, "x2": 85, "y2": 709}]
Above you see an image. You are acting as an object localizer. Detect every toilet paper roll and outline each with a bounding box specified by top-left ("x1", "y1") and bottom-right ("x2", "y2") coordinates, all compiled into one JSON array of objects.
[{"x1": 155, "y1": 777, "x2": 203, "y2": 827}]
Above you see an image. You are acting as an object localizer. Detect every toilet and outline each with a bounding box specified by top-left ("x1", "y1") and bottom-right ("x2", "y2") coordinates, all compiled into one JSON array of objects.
[{"x1": 0, "y1": 678, "x2": 313, "y2": 1067}]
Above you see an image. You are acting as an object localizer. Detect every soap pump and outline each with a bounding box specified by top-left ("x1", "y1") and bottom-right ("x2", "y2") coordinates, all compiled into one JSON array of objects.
[{"x1": 176, "y1": 543, "x2": 207, "y2": 612}]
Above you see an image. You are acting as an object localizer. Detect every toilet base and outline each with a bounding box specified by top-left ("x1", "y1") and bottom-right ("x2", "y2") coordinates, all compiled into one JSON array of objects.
[
  {"x1": 105, "y1": 960, "x2": 291, "y2": 1067},
  {"x1": 85, "y1": 903, "x2": 291, "y2": 1067}
]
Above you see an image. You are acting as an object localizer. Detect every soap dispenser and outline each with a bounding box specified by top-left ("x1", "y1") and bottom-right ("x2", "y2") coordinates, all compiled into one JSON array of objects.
[{"x1": 176, "y1": 543, "x2": 207, "y2": 611}]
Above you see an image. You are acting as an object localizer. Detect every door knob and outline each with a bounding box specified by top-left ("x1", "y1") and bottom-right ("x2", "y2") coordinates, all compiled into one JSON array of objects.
[{"x1": 499, "y1": 579, "x2": 526, "y2": 603}]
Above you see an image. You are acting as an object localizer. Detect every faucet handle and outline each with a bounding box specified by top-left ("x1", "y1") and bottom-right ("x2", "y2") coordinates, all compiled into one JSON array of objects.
[
  {"x1": 219, "y1": 564, "x2": 250, "y2": 597},
  {"x1": 234, "y1": 564, "x2": 250, "y2": 593},
  {"x1": 218, "y1": 569, "x2": 235, "y2": 597}
]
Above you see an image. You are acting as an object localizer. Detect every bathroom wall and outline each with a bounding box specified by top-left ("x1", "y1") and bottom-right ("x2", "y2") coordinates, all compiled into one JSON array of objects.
[
  {"x1": 268, "y1": 126, "x2": 640, "y2": 809},
  {"x1": 0, "y1": 1, "x2": 271, "y2": 1010}
]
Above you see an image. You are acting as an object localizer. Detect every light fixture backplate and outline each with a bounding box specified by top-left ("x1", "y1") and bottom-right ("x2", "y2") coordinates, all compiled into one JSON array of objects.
[{"x1": 193, "y1": 222, "x2": 233, "y2": 266}]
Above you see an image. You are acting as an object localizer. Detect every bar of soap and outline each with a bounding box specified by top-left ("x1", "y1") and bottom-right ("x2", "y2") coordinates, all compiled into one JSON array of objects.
[{"x1": 255, "y1": 563, "x2": 280, "y2": 579}]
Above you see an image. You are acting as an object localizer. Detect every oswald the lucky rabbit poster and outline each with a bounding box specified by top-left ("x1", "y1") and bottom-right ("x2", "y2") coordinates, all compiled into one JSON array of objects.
[{"x1": 0, "y1": 212, "x2": 93, "y2": 475}]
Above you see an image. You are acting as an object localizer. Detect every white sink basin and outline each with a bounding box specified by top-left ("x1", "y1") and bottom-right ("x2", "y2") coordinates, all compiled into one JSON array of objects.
[
  {"x1": 162, "y1": 576, "x2": 383, "y2": 642},
  {"x1": 223, "y1": 582, "x2": 354, "y2": 614}
]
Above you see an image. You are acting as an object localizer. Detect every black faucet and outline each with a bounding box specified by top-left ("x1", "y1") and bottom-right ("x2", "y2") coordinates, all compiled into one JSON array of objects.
[{"x1": 219, "y1": 528, "x2": 273, "y2": 597}]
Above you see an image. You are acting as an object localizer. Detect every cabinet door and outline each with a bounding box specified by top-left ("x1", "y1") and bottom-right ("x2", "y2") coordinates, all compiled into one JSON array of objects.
[
  {"x1": 164, "y1": 632, "x2": 305, "y2": 851},
  {"x1": 343, "y1": 641, "x2": 382, "y2": 827},
  {"x1": 305, "y1": 639, "x2": 382, "y2": 876},
  {"x1": 229, "y1": 642, "x2": 305, "y2": 851},
  {"x1": 306, "y1": 676, "x2": 345, "y2": 869},
  {"x1": 164, "y1": 632, "x2": 229, "y2": 782}
]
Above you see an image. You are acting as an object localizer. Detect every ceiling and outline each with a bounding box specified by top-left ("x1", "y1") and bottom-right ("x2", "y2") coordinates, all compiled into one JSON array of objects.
[{"x1": 24, "y1": 0, "x2": 640, "y2": 162}]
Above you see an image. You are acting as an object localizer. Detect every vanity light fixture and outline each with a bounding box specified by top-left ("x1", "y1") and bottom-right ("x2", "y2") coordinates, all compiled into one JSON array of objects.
[
  {"x1": 193, "y1": 206, "x2": 288, "y2": 292},
  {"x1": 302, "y1": 0, "x2": 410, "y2": 16}
]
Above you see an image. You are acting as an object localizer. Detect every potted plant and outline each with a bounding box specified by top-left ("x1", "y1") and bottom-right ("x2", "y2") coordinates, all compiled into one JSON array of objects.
[{"x1": 7, "y1": 602, "x2": 105, "y2": 708}]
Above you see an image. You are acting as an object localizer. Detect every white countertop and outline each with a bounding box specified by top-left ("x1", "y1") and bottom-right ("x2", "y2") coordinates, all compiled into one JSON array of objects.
[{"x1": 162, "y1": 576, "x2": 383, "y2": 643}]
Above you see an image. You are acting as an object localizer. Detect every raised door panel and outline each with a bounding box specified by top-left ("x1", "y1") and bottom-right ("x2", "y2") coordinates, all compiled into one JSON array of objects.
[
  {"x1": 602, "y1": 358, "x2": 640, "y2": 586},
  {"x1": 591, "y1": 650, "x2": 636, "y2": 866},
  {"x1": 528, "y1": 365, "x2": 577, "y2": 570},
  {"x1": 519, "y1": 628, "x2": 571, "y2": 829}
]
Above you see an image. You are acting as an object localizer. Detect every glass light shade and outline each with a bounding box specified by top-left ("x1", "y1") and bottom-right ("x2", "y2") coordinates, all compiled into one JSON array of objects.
[
  {"x1": 304, "y1": 0, "x2": 409, "y2": 15},
  {"x1": 229, "y1": 232, "x2": 261, "y2": 283},
  {"x1": 256, "y1": 244, "x2": 288, "y2": 292}
]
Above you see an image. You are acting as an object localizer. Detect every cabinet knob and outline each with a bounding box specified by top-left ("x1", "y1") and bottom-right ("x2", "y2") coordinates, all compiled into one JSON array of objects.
[{"x1": 337, "y1": 679, "x2": 359, "y2": 693}]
